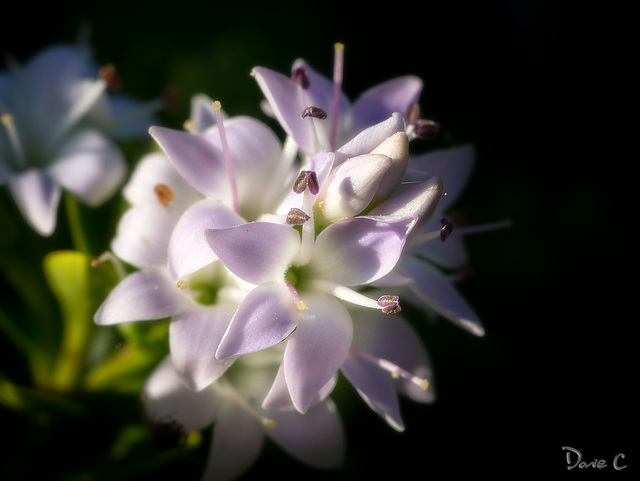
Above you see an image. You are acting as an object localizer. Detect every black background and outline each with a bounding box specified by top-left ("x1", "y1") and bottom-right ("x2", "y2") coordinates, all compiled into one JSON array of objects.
[{"x1": 1, "y1": 0, "x2": 636, "y2": 478}]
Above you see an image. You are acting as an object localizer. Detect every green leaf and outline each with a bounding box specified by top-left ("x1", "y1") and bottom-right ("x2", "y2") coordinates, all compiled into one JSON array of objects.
[{"x1": 43, "y1": 250, "x2": 119, "y2": 392}]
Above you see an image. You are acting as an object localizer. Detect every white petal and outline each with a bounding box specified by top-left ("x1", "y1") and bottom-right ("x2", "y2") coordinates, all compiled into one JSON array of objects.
[
  {"x1": 8, "y1": 169, "x2": 61, "y2": 236},
  {"x1": 142, "y1": 356, "x2": 219, "y2": 432},
  {"x1": 49, "y1": 129, "x2": 126, "y2": 206},
  {"x1": 94, "y1": 268, "x2": 191, "y2": 325},
  {"x1": 170, "y1": 304, "x2": 236, "y2": 391}
]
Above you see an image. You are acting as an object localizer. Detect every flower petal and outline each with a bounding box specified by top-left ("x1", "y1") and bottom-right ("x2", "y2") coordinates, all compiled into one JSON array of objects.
[
  {"x1": 408, "y1": 144, "x2": 475, "y2": 211},
  {"x1": 111, "y1": 203, "x2": 179, "y2": 269},
  {"x1": 267, "y1": 399, "x2": 345, "y2": 468},
  {"x1": 205, "y1": 222, "x2": 299, "y2": 285},
  {"x1": 351, "y1": 76, "x2": 423, "y2": 131},
  {"x1": 370, "y1": 176, "x2": 443, "y2": 237},
  {"x1": 202, "y1": 116, "x2": 282, "y2": 216},
  {"x1": 262, "y1": 362, "x2": 337, "y2": 411},
  {"x1": 142, "y1": 356, "x2": 219, "y2": 432},
  {"x1": 8, "y1": 168, "x2": 61, "y2": 236},
  {"x1": 170, "y1": 304, "x2": 236, "y2": 391},
  {"x1": 216, "y1": 281, "x2": 298, "y2": 359},
  {"x1": 122, "y1": 151, "x2": 202, "y2": 210},
  {"x1": 94, "y1": 268, "x2": 191, "y2": 325},
  {"x1": 341, "y1": 351, "x2": 403, "y2": 431},
  {"x1": 203, "y1": 397, "x2": 264, "y2": 481},
  {"x1": 284, "y1": 293, "x2": 352, "y2": 413},
  {"x1": 351, "y1": 307, "x2": 434, "y2": 403},
  {"x1": 49, "y1": 129, "x2": 126, "y2": 206},
  {"x1": 252, "y1": 66, "x2": 316, "y2": 154},
  {"x1": 149, "y1": 125, "x2": 232, "y2": 201},
  {"x1": 400, "y1": 258, "x2": 484, "y2": 336},
  {"x1": 312, "y1": 215, "x2": 416, "y2": 286},
  {"x1": 169, "y1": 200, "x2": 245, "y2": 279},
  {"x1": 319, "y1": 153, "x2": 392, "y2": 221},
  {"x1": 334, "y1": 113, "x2": 405, "y2": 165}
]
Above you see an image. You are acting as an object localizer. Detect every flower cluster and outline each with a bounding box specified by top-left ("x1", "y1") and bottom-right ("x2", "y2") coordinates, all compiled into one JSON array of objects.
[
  {"x1": 0, "y1": 43, "x2": 158, "y2": 235},
  {"x1": 88, "y1": 43, "x2": 497, "y2": 479}
]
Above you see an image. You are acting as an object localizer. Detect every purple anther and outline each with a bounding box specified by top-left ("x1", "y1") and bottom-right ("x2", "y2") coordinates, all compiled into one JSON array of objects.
[{"x1": 377, "y1": 295, "x2": 402, "y2": 315}]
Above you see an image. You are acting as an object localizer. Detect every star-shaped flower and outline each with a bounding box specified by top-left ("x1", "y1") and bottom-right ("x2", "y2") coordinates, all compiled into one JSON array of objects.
[{"x1": 0, "y1": 44, "x2": 147, "y2": 235}]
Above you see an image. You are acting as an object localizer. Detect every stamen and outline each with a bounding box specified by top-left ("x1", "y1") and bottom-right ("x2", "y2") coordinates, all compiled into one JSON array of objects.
[
  {"x1": 176, "y1": 280, "x2": 188, "y2": 290},
  {"x1": 90, "y1": 251, "x2": 127, "y2": 280},
  {"x1": 286, "y1": 208, "x2": 310, "y2": 225},
  {"x1": 314, "y1": 280, "x2": 402, "y2": 313},
  {"x1": 154, "y1": 184, "x2": 175, "y2": 206},
  {"x1": 350, "y1": 347, "x2": 429, "y2": 391},
  {"x1": 414, "y1": 119, "x2": 440, "y2": 140},
  {"x1": 212, "y1": 101, "x2": 239, "y2": 214},
  {"x1": 291, "y1": 67, "x2": 310, "y2": 89},
  {"x1": 1, "y1": 113, "x2": 26, "y2": 168},
  {"x1": 263, "y1": 419, "x2": 277, "y2": 430},
  {"x1": 286, "y1": 281, "x2": 307, "y2": 310},
  {"x1": 306, "y1": 171, "x2": 319, "y2": 195},
  {"x1": 330, "y1": 42, "x2": 345, "y2": 150},
  {"x1": 377, "y1": 295, "x2": 402, "y2": 315},
  {"x1": 440, "y1": 217, "x2": 454, "y2": 242},
  {"x1": 292, "y1": 170, "x2": 319, "y2": 195},
  {"x1": 98, "y1": 63, "x2": 123, "y2": 91},
  {"x1": 301, "y1": 106, "x2": 327, "y2": 120},
  {"x1": 455, "y1": 218, "x2": 513, "y2": 236},
  {"x1": 405, "y1": 103, "x2": 440, "y2": 140}
]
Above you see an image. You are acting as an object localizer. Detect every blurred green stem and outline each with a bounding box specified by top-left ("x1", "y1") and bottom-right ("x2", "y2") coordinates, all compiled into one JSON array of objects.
[{"x1": 65, "y1": 194, "x2": 90, "y2": 254}]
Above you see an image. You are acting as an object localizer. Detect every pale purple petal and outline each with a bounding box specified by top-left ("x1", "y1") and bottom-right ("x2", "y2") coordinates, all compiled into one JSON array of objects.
[
  {"x1": 284, "y1": 293, "x2": 352, "y2": 413},
  {"x1": 111, "y1": 203, "x2": 179, "y2": 269},
  {"x1": 311, "y1": 215, "x2": 416, "y2": 286},
  {"x1": 203, "y1": 398, "x2": 264, "y2": 481},
  {"x1": 408, "y1": 144, "x2": 475, "y2": 211},
  {"x1": 252, "y1": 66, "x2": 315, "y2": 154},
  {"x1": 319, "y1": 153, "x2": 392, "y2": 221},
  {"x1": 351, "y1": 308, "x2": 434, "y2": 404},
  {"x1": 334, "y1": 113, "x2": 405, "y2": 165},
  {"x1": 149, "y1": 126, "x2": 232, "y2": 201},
  {"x1": 94, "y1": 268, "x2": 191, "y2": 325},
  {"x1": 267, "y1": 399, "x2": 345, "y2": 468},
  {"x1": 262, "y1": 363, "x2": 337, "y2": 411},
  {"x1": 341, "y1": 351, "x2": 403, "y2": 431},
  {"x1": 351, "y1": 76, "x2": 423, "y2": 131},
  {"x1": 49, "y1": 129, "x2": 126, "y2": 206},
  {"x1": 205, "y1": 222, "x2": 299, "y2": 285},
  {"x1": 142, "y1": 356, "x2": 219, "y2": 432},
  {"x1": 168, "y1": 200, "x2": 245, "y2": 279},
  {"x1": 188, "y1": 93, "x2": 218, "y2": 134},
  {"x1": 400, "y1": 258, "x2": 484, "y2": 336},
  {"x1": 122, "y1": 152, "x2": 203, "y2": 210},
  {"x1": 203, "y1": 116, "x2": 282, "y2": 211},
  {"x1": 216, "y1": 281, "x2": 298, "y2": 359},
  {"x1": 16, "y1": 45, "x2": 92, "y2": 136},
  {"x1": 370, "y1": 176, "x2": 443, "y2": 237},
  {"x1": 170, "y1": 304, "x2": 237, "y2": 391},
  {"x1": 8, "y1": 168, "x2": 61, "y2": 236}
]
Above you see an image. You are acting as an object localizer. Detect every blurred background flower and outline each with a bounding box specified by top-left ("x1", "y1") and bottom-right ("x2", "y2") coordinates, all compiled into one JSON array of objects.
[{"x1": 0, "y1": 0, "x2": 634, "y2": 479}]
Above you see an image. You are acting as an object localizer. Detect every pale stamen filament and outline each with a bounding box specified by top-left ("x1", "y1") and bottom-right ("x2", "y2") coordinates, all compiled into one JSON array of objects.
[
  {"x1": 350, "y1": 346, "x2": 429, "y2": 391},
  {"x1": 212, "y1": 101, "x2": 239, "y2": 214},
  {"x1": 1, "y1": 113, "x2": 26, "y2": 169},
  {"x1": 313, "y1": 280, "x2": 401, "y2": 314},
  {"x1": 329, "y1": 42, "x2": 345, "y2": 150}
]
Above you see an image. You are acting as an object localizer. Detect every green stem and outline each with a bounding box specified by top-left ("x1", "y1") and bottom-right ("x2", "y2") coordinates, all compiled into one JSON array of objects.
[{"x1": 64, "y1": 194, "x2": 91, "y2": 254}]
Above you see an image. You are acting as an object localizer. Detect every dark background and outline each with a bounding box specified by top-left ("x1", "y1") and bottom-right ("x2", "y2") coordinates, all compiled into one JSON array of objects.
[{"x1": 2, "y1": 0, "x2": 635, "y2": 479}]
